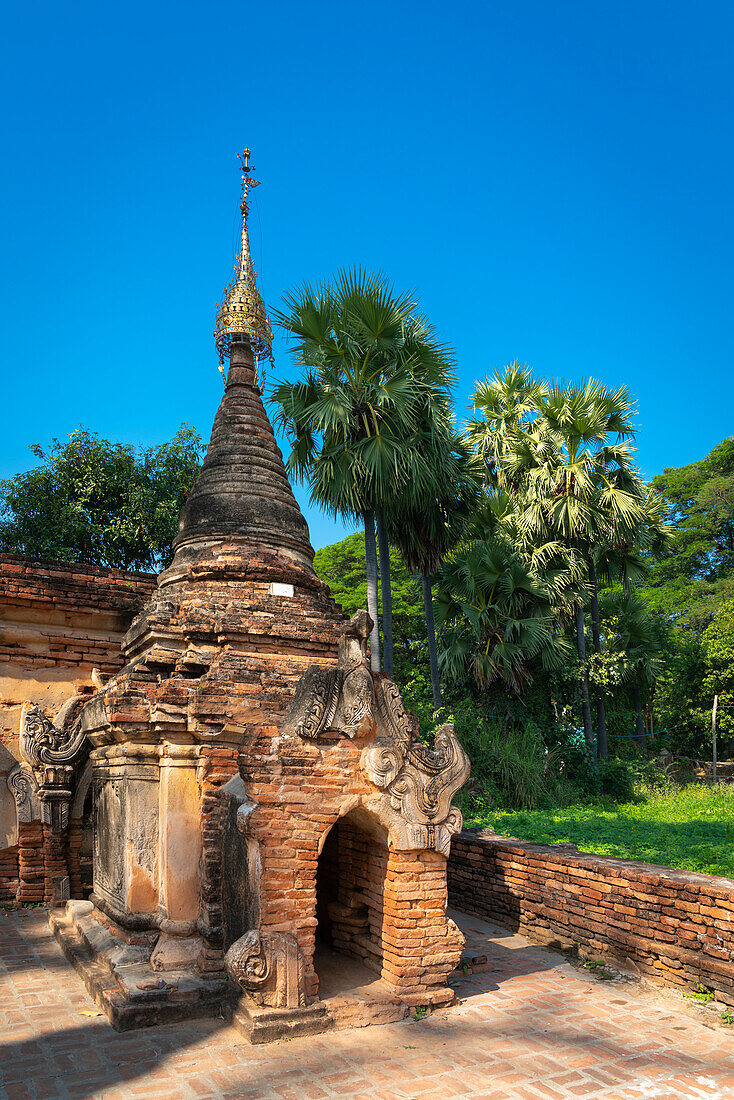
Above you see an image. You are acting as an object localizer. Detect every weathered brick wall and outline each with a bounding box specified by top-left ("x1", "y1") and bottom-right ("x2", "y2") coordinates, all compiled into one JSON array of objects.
[
  {"x1": 0, "y1": 554, "x2": 156, "y2": 899},
  {"x1": 449, "y1": 830, "x2": 734, "y2": 1006},
  {"x1": 0, "y1": 842, "x2": 19, "y2": 900},
  {"x1": 0, "y1": 554, "x2": 156, "y2": 752}
]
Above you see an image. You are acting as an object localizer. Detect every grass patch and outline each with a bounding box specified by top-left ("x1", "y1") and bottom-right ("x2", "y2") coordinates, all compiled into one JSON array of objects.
[{"x1": 466, "y1": 782, "x2": 734, "y2": 878}]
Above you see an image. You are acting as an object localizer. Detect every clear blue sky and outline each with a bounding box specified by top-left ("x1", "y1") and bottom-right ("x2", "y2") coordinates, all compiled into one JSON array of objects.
[{"x1": 1, "y1": 1, "x2": 732, "y2": 550}]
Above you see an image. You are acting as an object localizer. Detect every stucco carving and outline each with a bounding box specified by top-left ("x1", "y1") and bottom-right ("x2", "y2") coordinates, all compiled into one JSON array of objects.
[
  {"x1": 7, "y1": 764, "x2": 40, "y2": 823},
  {"x1": 18, "y1": 699, "x2": 90, "y2": 835},
  {"x1": 281, "y1": 609, "x2": 470, "y2": 855},
  {"x1": 225, "y1": 929, "x2": 306, "y2": 1008},
  {"x1": 363, "y1": 718, "x2": 469, "y2": 856},
  {"x1": 280, "y1": 611, "x2": 376, "y2": 740},
  {"x1": 20, "y1": 701, "x2": 88, "y2": 770}
]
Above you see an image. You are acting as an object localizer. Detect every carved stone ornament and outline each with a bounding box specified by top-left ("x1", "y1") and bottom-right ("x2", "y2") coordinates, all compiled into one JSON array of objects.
[
  {"x1": 281, "y1": 609, "x2": 470, "y2": 855},
  {"x1": 362, "y1": 683, "x2": 470, "y2": 855},
  {"x1": 225, "y1": 929, "x2": 306, "y2": 1008},
  {"x1": 280, "y1": 611, "x2": 377, "y2": 740},
  {"x1": 20, "y1": 701, "x2": 88, "y2": 772},
  {"x1": 18, "y1": 700, "x2": 89, "y2": 834},
  {"x1": 7, "y1": 764, "x2": 41, "y2": 823}
]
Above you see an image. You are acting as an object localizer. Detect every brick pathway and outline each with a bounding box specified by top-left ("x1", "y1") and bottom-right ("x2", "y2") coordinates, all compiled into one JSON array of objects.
[{"x1": 2, "y1": 907, "x2": 734, "y2": 1100}]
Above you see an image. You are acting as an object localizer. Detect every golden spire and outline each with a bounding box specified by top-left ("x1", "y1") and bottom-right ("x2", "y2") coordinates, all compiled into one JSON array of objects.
[{"x1": 214, "y1": 148, "x2": 274, "y2": 386}]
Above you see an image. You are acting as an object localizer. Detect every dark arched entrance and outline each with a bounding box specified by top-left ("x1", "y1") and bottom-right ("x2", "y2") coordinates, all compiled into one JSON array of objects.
[{"x1": 314, "y1": 809, "x2": 390, "y2": 997}]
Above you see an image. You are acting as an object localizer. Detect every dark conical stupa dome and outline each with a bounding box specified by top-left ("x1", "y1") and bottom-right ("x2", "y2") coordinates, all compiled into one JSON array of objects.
[{"x1": 170, "y1": 340, "x2": 314, "y2": 567}]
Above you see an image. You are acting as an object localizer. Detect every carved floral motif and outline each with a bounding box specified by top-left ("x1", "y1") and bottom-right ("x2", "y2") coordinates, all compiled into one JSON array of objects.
[
  {"x1": 7, "y1": 764, "x2": 40, "y2": 823},
  {"x1": 280, "y1": 612, "x2": 377, "y2": 740},
  {"x1": 20, "y1": 702, "x2": 88, "y2": 771}
]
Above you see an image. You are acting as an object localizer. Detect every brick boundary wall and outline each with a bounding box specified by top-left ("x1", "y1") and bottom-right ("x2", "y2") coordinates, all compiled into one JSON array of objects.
[
  {"x1": 0, "y1": 554, "x2": 157, "y2": 902},
  {"x1": 448, "y1": 830, "x2": 734, "y2": 1007},
  {"x1": 0, "y1": 553, "x2": 156, "y2": 624}
]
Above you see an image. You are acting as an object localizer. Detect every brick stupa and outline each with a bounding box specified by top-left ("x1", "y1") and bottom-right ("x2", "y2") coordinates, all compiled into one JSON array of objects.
[{"x1": 51, "y1": 155, "x2": 469, "y2": 1038}]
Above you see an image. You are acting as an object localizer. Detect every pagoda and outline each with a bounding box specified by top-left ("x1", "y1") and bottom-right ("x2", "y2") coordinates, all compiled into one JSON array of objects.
[{"x1": 50, "y1": 152, "x2": 469, "y2": 1038}]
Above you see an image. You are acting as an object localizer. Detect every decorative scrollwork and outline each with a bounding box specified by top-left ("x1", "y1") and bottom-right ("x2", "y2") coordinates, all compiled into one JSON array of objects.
[
  {"x1": 7, "y1": 765, "x2": 40, "y2": 823},
  {"x1": 20, "y1": 701, "x2": 88, "y2": 770},
  {"x1": 282, "y1": 668, "x2": 344, "y2": 740},
  {"x1": 280, "y1": 608, "x2": 470, "y2": 853},
  {"x1": 280, "y1": 612, "x2": 377, "y2": 741},
  {"x1": 388, "y1": 723, "x2": 469, "y2": 824},
  {"x1": 225, "y1": 929, "x2": 305, "y2": 1008},
  {"x1": 17, "y1": 699, "x2": 90, "y2": 835}
]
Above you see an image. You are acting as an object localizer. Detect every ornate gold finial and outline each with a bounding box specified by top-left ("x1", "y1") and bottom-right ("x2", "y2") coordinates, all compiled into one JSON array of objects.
[{"x1": 214, "y1": 148, "x2": 273, "y2": 387}]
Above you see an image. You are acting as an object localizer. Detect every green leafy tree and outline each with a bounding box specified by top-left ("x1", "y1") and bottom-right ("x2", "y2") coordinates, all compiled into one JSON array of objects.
[
  {"x1": 701, "y1": 599, "x2": 734, "y2": 742},
  {"x1": 466, "y1": 362, "x2": 545, "y2": 487},
  {"x1": 647, "y1": 436, "x2": 734, "y2": 632},
  {"x1": 600, "y1": 590, "x2": 666, "y2": 747},
  {"x1": 0, "y1": 426, "x2": 203, "y2": 571},
  {"x1": 270, "y1": 268, "x2": 455, "y2": 674},
  {"x1": 313, "y1": 530, "x2": 422, "y2": 651},
  {"x1": 512, "y1": 380, "x2": 644, "y2": 760}
]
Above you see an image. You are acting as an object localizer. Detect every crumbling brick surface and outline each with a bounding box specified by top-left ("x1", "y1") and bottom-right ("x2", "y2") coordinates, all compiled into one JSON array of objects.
[
  {"x1": 0, "y1": 555, "x2": 156, "y2": 902},
  {"x1": 449, "y1": 830, "x2": 734, "y2": 1004},
  {"x1": 0, "y1": 554, "x2": 156, "y2": 618},
  {"x1": 0, "y1": 554, "x2": 156, "y2": 689}
]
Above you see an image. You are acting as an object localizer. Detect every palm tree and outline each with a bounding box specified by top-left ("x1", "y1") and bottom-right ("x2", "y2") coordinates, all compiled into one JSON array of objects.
[
  {"x1": 466, "y1": 363, "x2": 545, "y2": 489},
  {"x1": 601, "y1": 590, "x2": 666, "y2": 747},
  {"x1": 512, "y1": 380, "x2": 641, "y2": 760},
  {"x1": 387, "y1": 416, "x2": 481, "y2": 707},
  {"x1": 434, "y1": 532, "x2": 573, "y2": 694},
  {"x1": 270, "y1": 269, "x2": 455, "y2": 672}
]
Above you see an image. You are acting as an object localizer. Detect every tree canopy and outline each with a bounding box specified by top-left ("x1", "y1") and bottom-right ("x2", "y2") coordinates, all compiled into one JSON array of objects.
[
  {"x1": 313, "y1": 531, "x2": 420, "y2": 624},
  {"x1": 645, "y1": 436, "x2": 734, "y2": 632},
  {"x1": 0, "y1": 426, "x2": 203, "y2": 571}
]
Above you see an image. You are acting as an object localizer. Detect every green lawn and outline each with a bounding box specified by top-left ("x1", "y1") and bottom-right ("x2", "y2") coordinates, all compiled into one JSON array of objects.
[{"x1": 467, "y1": 783, "x2": 734, "y2": 879}]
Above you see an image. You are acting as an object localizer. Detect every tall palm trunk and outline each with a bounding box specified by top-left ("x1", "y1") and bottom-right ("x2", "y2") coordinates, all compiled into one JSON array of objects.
[
  {"x1": 376, "y1": 511, "x2": 394, "y2": 679},
  {"x1": 363, "y1": 510, "x2": 381, "y2": 673},
  {"x1": 422, "y1": 572, "x2": 442, "y2": 710},
  {"x1": 575, "y1": 604, "x2": 595, "y2": 762},
  {"x1": 632, "y1": 682, "x2": 646, "y2": 749},
  {"x1": 587, "y1": 555, "x2": 608, "y2": 762}
]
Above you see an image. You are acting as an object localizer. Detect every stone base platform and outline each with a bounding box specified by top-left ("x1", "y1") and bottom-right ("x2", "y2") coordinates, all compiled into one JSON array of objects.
[
  {"x1": 232, "y1": 945, "x2": 455, "y2": 1044},
  {"x1": 49, "y1": 900, "x2": 231, "y2": 1031},
  {"x1": 50, "y1": 902, "x2": 456, "y2": 1042}
]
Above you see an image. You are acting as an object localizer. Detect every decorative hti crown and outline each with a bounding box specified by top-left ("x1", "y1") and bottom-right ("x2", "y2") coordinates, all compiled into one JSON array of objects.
[{"x1": 214, "y1": 148, "x2": 274, "y2": 380}]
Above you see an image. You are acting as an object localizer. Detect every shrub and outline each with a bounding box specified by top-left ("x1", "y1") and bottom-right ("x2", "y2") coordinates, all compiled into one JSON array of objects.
[
  {"x1": 452, "y1": 702, "x2": 564, "y2": 811},
  {"x1": 599, "y1": 759, "x2": 635, "y2": 801}
]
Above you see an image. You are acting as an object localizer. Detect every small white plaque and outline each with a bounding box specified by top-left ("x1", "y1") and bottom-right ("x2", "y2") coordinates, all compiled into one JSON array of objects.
[{"x1": 269, "y1": 582, "x2": 294, "y2": 598}]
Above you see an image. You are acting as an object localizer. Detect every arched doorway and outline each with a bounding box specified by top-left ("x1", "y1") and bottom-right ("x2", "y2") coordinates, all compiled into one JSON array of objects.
[{"x1": 314, "y1": 808, "x2": 390, "y2": 998}]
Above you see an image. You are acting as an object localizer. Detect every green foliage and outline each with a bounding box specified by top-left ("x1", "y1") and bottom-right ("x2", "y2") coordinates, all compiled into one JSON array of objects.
[
  {"x1": 647, "y1": 435, "x2": 734, "y2": 632},
  {"x1": 632, "y1": 437, "x2": 734, "y2": 754},
  {"x1": 451, "y1": 703, "x2": 566, "y2": 811},
  {"x1": 270, "y1": 268, "x2": 455, "y2": 521},
  {"x1": 598, "y1": 759, "x2": 635, "y2": 801},
  {"x1": 0, "y1": 426, "x2": 203, "y2": 571},
  {"x1": 702, "y1": 599, "x2": 734, "y2": 738},
  {"x1": 435, "y1": 533, "x2": 572, "y2": 693},
  {"x1": 271, "y1": 267, "x2": 459, "y2": 676},
  {"x1": 681, "y1": 985, "x2": 715, "y2": 1003},
  {"x1": 313, "y1": 531, "x2": 420, "y2": 622},
  {"x1": 470, "y1": 782, "x2": 734, "y2": 877}
]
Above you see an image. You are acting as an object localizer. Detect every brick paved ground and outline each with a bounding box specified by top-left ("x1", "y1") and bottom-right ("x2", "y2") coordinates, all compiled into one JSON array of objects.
[{"x1": 2, "y1": 907, "x2": 734, "y2": 1100}]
